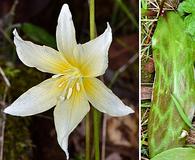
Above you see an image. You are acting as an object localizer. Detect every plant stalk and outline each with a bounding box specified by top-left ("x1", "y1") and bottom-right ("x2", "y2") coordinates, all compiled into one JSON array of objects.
[
  {"x1": 89, "y1": 0, "x2": 100, "y2": 160},
  {"x1": 90, "y1": 0, "x2": 96, "y2": 39},
  {"x1": 85, "y1": 113, "x2": 90, "y2": 160}
]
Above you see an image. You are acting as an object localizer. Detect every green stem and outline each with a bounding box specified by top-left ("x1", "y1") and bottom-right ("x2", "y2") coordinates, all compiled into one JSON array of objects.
[
  {"x1": 93, "y1": 108, "x2": 101, "y2": 160},
  {"x1": 90, "y1": 0, "x2": 96, "y2": 39},
  {"x1": 85, "y1": 114, "x2": 90, "y2": 160},
  {"x1": 89, "y1": 0, "x2": 100, "y2": 160}
]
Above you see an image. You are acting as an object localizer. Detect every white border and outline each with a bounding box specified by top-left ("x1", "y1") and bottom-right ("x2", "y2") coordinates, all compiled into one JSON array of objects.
[{"x1": 139, "y1": 0, "x2": 141, "y2": 159}]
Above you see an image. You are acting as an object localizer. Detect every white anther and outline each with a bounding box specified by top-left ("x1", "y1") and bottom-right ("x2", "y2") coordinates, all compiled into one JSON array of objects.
[
  {"x1": 67, "y1": 88, "x2": 73, "y2": 99},
  {"x1": 52, "y1": 74, "x2": 63, "y2": 78},
  {"x1": 59, "y1": 96, "x2": 65, "y2": 101},
  {"x1": 76, "y1": 82, "x2": 80, "y2": 91},
  {"x1": 179, "y1": 130, "x2": 188, "y2": 139}
]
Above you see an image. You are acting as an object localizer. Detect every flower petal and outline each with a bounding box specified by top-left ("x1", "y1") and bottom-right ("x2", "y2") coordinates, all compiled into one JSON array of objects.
[
  {"x1": 4, "y1": 78, "x2": 64, "y2": 116},
  {"x1": 13, "y1": 29, "x2": 72, "y2": 74},
  {"x1": 54, "y1": 88, "x2": 90, "y2": 159},
  {"x1": 74, "y1": 23, "x2": 112, "y2": 77},
  {"x1": 83, "y1": 78, "x2": 134, "y2": 116},
  {"x1": 56, "y1": 4, "x2": 77, "y2": 62}
]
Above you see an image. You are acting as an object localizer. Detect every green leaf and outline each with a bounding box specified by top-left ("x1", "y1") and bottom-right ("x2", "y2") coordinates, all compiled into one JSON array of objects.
[
  {"x1": 178, "y1": 0, "x2": 195, "y2": 14},
  {"x1": 171, "y1": 94, "x2": 195, "y2": 130},
  {"x1": 178, "y1": 0, "x2": 195, "y2": 41},
  {"x1": 151, "y1": 147, "x2": 195, "y2": 160},
  {"x1": 141, "y1": 0, "x2": 147, "y2": 10},
  {"x1": 21, "y1": 23, "x2": 56, "y2": 48},
  {"x1": 184, "y1": 14, "x2": 195, "y2": 41}
]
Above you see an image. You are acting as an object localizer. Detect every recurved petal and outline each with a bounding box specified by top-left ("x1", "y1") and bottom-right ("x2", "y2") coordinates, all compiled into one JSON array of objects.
[
  {"x1": 54, "y1": 88, "x2": 90, "y2": 159},
  {"x1": 56, "y1": 4, "x2": 77, "y2": 62},
  {"x1": 13, "y1": 29, "x2": 71, "y2": 74},
  {"x1": 83, "y1": 77, "x2": 134, "y2": 116},
  {"x1": 4, "y1": 78, "x2": 64, "y2": 116},
  {"x1": 75, "y1": 23, "x2": 112, "y2": 77}
]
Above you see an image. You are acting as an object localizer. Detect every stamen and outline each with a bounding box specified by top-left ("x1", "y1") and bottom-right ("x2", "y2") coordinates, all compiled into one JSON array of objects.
[
  {"x1": 76, "y1": 82, "x2": 80, "y2": 91},
  {"x1": 67, "y1": 88, "x2": 73, "y2": 99}
]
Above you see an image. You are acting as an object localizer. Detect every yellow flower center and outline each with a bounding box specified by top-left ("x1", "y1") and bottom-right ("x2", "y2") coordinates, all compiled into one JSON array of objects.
[{"x1": 53, "y1": 67, "x2": 83, "y2": 101}]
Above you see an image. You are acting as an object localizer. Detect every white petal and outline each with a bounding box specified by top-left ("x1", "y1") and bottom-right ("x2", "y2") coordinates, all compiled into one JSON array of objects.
[
  {"x1": 13, "y1": 29, "x2": 71, "y2": 74},
  {"x1": 83, "y1": 78, "x2": 134, "y2": 116},
  {"x1": 74, "y1": 23, "x2": 112, "y2": 77},
  {"x1": 56, "y1": 4, "x2": 77, "y2": 62},
  {"x1": 4, "y1": 78, "x2": 64, "y2": 116},
  {"x1": 54, "y1": 88, "x2": 90, "y2": 159}
]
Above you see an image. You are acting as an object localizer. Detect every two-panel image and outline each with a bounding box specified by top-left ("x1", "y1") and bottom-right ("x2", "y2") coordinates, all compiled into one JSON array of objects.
[{"x1": 0, "y1": 0, "x2": 194, "y2": 160}]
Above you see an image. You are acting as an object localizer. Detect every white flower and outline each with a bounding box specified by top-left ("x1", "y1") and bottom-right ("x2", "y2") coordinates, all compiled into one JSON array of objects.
[{"x1": 4, "y1": 3, "x2": 134, "y2": 159}]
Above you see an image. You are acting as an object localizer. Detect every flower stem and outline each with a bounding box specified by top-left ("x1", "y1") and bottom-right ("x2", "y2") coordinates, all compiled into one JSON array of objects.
[
  {"x1": 89, "y1": 0, "x2": 101, "y2": 160},
  {"x1": 89, "y1": 0, "x2": 96, "y2": 39},
  {"x1": 85, "y1": 113, "x2": 90, "y2": 160},
  {"x1": 93, "y1": 108, "x2": 101, "y2": 160}
]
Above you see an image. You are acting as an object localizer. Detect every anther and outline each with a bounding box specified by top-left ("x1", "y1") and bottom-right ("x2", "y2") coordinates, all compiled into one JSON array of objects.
[
  {"x1": 67, "y1": 88, "x2": 73, "y2": 99},
  {"x1": 76, "y1": 82, "x2": 80, "y2": 91},
  {"x1": 179, "y1": 130, "x2": 188, "y2": 139}
]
